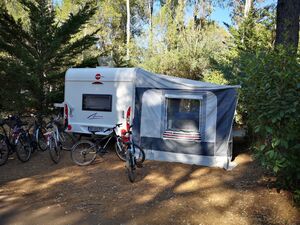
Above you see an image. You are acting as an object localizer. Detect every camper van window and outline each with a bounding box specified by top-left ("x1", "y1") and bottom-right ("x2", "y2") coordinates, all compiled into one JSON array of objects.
[
  {"x1": 82, "y1": 94, "x2": 112, "y2": 112},
  {"x1": 166, "y1": 98, "x2": 200, "y2": 131}
]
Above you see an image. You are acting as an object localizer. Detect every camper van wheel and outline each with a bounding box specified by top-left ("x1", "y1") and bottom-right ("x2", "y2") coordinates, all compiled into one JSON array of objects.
[
  {"x1": 71, "y1": 140, "x2": 97, "y2": 166},
  {"x1": 115, "y1": 138, "x2": 126, "y2": 161}
]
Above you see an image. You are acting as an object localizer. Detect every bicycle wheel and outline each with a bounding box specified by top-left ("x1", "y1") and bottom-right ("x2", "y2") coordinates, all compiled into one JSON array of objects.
[
  {"x1": 16, "y1": 133, "x2": 32, "y2": 162},
  {"x1": 49, "y1": 136, "x2": 61, "y2": 164},
  {"x1": 37, "y1": 127, "x2": 48, "y2": 151},
  {"x1": 27, "y1": 124, "x2": 37, "y2": 152},
  {"x1": 71, "y1": 140, "x2": 97, "y2": 166},
  {"x1": 60, "y1": 132, "x2": 76, "y2": 151},
  {"x1": 126, "y1": 151, "x2": 136, "y2": 183},
  {"x1": 0, "y1": 135, "x2": 9, "y2": 166},
  {"x1": 115, "y1": 137, "x2": 126, "y2": 161},
  {"x1": 133, "y1": 143, "x2": 145, "y2": 164}
]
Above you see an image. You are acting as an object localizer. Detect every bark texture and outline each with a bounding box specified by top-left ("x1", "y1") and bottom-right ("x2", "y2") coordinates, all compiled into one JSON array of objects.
[{"x1": 275, "y1": 0, "x2": 300, "y2": 52}]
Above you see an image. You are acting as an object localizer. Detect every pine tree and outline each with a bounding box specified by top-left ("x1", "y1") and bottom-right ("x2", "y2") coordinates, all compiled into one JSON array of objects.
[{"x1": 0, "y1": 0, "x2": 99, "y2": 113}]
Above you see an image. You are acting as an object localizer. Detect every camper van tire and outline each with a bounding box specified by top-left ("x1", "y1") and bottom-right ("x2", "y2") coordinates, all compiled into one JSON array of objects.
[
  {"x1": 49, "y1": 137, "x2": 61, "y2": 164},
  {"x1": 71, "y1": 140, "x2": 97, "y2": 166},
  {"x1": 115, "y1": 138, "x2": 126, "y2": 161}
]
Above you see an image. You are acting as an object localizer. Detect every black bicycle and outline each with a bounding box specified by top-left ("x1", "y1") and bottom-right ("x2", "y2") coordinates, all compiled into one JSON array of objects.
[
  {"x1": 122, "y1": 125, "x2": 145, "y2": 182},
  {"x1": 0, "y1": 116, "x2": 32, "y2": 166},
  {"x1": 71, "y1": 123, "x2": 124, "y2": 166}
]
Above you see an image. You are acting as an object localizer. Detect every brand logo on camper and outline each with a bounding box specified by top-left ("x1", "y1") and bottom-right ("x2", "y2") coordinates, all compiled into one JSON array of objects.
[
  {"x1": 87, "y1": 113, "x2": 103, "y2": 120},
  {"x1": 93, "y1": 73, "x2": 103, "y2": 84},
  {"x1": 95, "y1": 73, "x2": 101, "y2": 80}
]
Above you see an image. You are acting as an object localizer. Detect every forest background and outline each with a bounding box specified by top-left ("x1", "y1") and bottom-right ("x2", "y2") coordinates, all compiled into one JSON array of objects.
[{"x1": 0, "y1": 0, "x2": 299, "y2": 203}]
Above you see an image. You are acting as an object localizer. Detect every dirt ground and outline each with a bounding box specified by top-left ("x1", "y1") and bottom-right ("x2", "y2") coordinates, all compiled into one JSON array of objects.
[{"x1": 0, "y1": 144, "x2": 299, "y2": 225}]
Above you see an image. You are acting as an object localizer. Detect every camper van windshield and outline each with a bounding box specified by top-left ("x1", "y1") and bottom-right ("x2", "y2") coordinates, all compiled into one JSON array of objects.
[
  {"x1": 166, "y1": 98, "x2": 200, "y2": 131},
  {"x1": 82, "y1": 94, "x2": 112, "y2": 112}
]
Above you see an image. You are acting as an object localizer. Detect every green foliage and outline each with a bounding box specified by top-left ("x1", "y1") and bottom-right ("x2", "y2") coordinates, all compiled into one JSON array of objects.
[
  {"x1": 203, "y1": 70, "x2": 228, "y2": 85},
  {"x1": 214, "y1": 6, "x2": 276, "y2": 125},
  {"x1": 215, "y1": 4, "x2": 300, "y2": 202},
  {"x1": 235, "y1": 47, "x2": 300, "y2": 201},
  {"x1": 131, "y1": 1, "x2": 229, "y2": 80},
  {"x1": 91, "y1": 0, "x2": 147, "y2": 65},
  {"x1": 0, "y1": 0, "x2": 99, "y2": 113}
]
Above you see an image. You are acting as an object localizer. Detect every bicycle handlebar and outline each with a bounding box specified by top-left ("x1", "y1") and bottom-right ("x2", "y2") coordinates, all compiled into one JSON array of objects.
[
  {"x1": 103, "y1": 123, "x2": 123, "y2": 133},
  {"x1": 124, "y1": 124, "x2": 133, "y2": 135}
]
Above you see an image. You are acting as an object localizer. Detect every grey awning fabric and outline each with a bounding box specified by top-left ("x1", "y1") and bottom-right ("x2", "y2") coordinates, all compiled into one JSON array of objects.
[{"x1": 134, "y1": 68, "x2": 241, "y2": 90}]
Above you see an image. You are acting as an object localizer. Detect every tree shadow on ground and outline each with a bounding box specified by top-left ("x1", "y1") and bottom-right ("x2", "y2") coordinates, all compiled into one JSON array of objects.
[{"x1": 0, "y1": 145, "x2": 299, "y2": 225}]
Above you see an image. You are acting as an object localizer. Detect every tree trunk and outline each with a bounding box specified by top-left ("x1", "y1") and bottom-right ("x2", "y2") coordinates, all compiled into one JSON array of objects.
[
  {"x1": 275, "y1": 0, "x2": 300, "y2": 53},
  {"x1": 148, "y1": 0, "x2": 153, "y2": 49},
  {"x1": 126, "y1": 0, "x2": 130, "y2": 59},
  {"x1": 148, "y1": 0, "x2": 153, "y2": 30},
  {"x1": 244, "y1": 0, "x2": 253, "y2": 17}
]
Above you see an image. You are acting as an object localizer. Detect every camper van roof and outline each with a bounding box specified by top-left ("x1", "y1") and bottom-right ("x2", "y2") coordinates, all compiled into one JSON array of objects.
[
  {"x1": 65, "y1": 67, "x2": 240, "y2": 90},
  {"x1": 65, "y1": 67, "x2": 136, "y2": 82}
]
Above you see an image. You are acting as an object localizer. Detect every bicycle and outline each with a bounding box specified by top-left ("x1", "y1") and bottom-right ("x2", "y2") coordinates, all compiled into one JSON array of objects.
[
  {"x1": 45, "y1": 118, "x2": 61, "y2": 163},
  {"x1": 71, "y1": 123, "x2": 124, "y2": 166},
  {"x1": 121, "y1": 125, "x2": 145, "y2": 182},
  {"x1": 27, "y1": 114, "x2": 48, "y2": 151},
  {"x1": 0, "y1": 116, "x2": 32, "y2": 166},
  {"x1": 45, "y1": 115, "x2": 76, "y2": 163}
]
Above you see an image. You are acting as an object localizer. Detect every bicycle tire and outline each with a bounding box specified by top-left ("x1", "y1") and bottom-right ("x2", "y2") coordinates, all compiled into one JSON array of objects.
[
  {"x1": 126, "y1": 151, "x2": 136, "y2": 183},
  {"x1": 115, "y1": 137, "x2": 126, "y2": 161},
  {"x1": 27, "y1": 124, "x2": 37, "y2": 152},
  {"x1": 49, "y1": 136, "x2": 61, "y2": 164},
  {"x1": 133, "y1": 143, "x2": 145, "y2": 164},
  {"x1": 37, "y1": 127, "x2": 48, "y2": 151},
  {"x1": 16, "y1": 133, "x2": 32, "y2": 162},
  {"x1": 0, "y1": 135, "x2": 9, "y2": 166},
  {"x1": 71, "y1": 140, "x2": 97, "y2": 166},
  {"x1": 60, "y1": 132, "x2": 76, "y2": 151}
]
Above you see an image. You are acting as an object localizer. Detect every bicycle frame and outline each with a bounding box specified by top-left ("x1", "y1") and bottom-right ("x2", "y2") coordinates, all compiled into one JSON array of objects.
[
  {"x1": 0, "y1": 123, "x2": 23, "y2": 151},
  {"x1": 93, "y1": 129, "x2": 118, "y2": 153},
  {"x1": 44, "y1": 124, "x2": 60, "y2": 147},
  {"x1": 31, "y1": 120, "x2": 41, "y2": 143}
]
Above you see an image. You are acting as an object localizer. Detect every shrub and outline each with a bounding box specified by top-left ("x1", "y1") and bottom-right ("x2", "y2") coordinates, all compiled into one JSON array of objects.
[{"x1": 239, "y1": 48, "x2": 300, "y2": 202}]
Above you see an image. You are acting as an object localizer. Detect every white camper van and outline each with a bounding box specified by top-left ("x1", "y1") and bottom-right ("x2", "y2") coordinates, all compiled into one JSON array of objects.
[
  {"x1": 64, "y1": 68, "x2": 134, "y2": 135},
  {"x1": 64, "y1": 67, "x2": 239, "y2": 169}
]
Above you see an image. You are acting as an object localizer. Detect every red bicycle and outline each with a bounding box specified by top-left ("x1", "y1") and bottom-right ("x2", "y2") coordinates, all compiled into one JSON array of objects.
[{"x1": 120, "y1": 125, "x2": 145, "y2": 182}]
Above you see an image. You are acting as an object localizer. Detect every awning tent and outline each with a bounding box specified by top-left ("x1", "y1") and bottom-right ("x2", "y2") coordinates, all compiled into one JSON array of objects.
[{"x1": 132, "y1": 68, "x2": 240, "y2": 169}]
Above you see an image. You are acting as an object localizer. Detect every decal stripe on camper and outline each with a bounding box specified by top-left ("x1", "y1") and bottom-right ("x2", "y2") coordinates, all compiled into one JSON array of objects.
[{"x1": 163, "y1": 130, "x2": 201, "y2": 142}]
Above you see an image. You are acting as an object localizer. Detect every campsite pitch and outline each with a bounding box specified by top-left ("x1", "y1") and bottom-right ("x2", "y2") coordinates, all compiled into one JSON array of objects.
[{"x1": 0, "y1": 148, "x2": 299, "y2": 225}]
